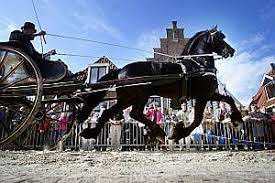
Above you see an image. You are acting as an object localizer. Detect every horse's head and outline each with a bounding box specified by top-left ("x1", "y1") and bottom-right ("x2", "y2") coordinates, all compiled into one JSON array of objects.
[
  {"x1": 182, "y1": 26, "x2": 235, "y2": 68},
  {"x1": 207, "y1": 26, "x2": 235, "y2": 58}
]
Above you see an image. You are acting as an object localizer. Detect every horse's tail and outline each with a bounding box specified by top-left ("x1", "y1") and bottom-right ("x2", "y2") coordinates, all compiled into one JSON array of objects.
[{"x1": 78, "y1": 69, "x2": 121, "y2": 122}]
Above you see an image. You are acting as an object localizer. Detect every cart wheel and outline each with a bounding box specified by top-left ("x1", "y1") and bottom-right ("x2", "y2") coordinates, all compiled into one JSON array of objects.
[
  {"x1": 28, "y1": 96, "x2": 77, "y2": 150},
  {"x1": 0, "y1": 45, "x2": 43, "y2": 148}
]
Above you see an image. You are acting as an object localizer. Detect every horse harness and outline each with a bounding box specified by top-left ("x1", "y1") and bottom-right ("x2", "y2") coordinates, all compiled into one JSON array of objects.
[{"x1": 176, "y1": 59, "x2": 217, "y2": 101}]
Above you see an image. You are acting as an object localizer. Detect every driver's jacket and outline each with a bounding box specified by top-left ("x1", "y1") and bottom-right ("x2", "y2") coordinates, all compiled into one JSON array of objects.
[{"x1": 9, "y1": 30, "x2": 43, "y2": 61}]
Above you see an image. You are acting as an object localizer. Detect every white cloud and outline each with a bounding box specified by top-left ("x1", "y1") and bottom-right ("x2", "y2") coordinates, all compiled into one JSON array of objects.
[{"x1": 216, "y1": 52, "x2": 275, "y2": 105}]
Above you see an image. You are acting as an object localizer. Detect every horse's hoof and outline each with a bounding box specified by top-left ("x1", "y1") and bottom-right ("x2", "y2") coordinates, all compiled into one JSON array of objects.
[
  {"x1": 155, "y1": 134, "x2": 165, "y2": 144},
  {"x1": 79, "y1": 128, "x2": 99, "y2": 139},
  {"x1": 168, "y1": 123, "x2": 184, "y2": 141}
]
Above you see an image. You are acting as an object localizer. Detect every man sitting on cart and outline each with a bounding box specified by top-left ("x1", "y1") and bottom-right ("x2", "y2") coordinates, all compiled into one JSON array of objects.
[
  {"x1": 9, "y1": 21, "x2": 51, "y2": 61},
  {"x1": 6, "y1": 22, "x2": 86, "y2": 82}
]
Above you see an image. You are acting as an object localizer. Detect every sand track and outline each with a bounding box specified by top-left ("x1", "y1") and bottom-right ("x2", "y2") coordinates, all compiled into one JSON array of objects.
[{"x1": 0, "y1": 150, "x2": 274, "y2": 183}]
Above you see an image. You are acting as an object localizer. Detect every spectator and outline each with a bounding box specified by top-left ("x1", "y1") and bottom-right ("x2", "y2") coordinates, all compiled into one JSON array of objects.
[
  {"x1": 176, "y1": 102, "x2": 190, "y2": 151},
  {"x1": 146, "y1": 103, "x2": 164, "y2": 127},
  {"x1": 217, "y1": 102, "x2": 229, "y2": 121},
  {"x1": 49, "y1": 114, "x2": 58, "y2": 144},
  {"x1": 165, "y1": 108, "x2": 177, "y2": 151},
  {"x1": 37, "y1": 116, "x2": 50, "y2": 146},
  {"x1": 58, "y1": 112, "x2": 68, "y2": 140},
  {"x1": 203, "y1": 107, "x2": 215, "y2": 150},
  {"x1": 189, "y1": 105, "x2": 204, "y2": 150},
  {"x1": 250, "y1": 105, "x2": 265, "y2": 150},
  {"x1": 109, "y1": 111, "x2": 125, "y2": 151},
  {"x1": 146, "y1": 103, "x2": 164, "y2": 150}
]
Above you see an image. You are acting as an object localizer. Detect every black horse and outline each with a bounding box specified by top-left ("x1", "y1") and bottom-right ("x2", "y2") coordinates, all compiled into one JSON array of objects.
[{"x1": 79, "y1": 27, "x2": 243, "y2": 142}]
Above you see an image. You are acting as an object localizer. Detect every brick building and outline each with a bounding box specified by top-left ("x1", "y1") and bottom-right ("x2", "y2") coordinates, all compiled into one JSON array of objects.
[
  {"x1": 250, "y1": 63, "x2": 275, "y2": 114},
  {"x1": 146, "y1": 21, "x2": 189, "y2": 62}
]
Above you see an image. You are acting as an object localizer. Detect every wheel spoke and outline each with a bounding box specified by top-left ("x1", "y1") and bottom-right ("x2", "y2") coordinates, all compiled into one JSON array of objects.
[
  {"x1": 0, "y1": 100, "x2": 31, "y2": 118},
  {"x1": 0, "y1": 59, "x2": 24, "y2": 83},
  {"x1": 46, "y1": 102, "x2": 63, "y2": 113},
  {"x1": 0, "y1": 51, "x2": 8, "y2": 70},
  {"x1": 46, "y1": 116, "x2": 59, "y2": 121},
  {"x1": 1, "y1": 75, "x2": 34, "y2": 90}
]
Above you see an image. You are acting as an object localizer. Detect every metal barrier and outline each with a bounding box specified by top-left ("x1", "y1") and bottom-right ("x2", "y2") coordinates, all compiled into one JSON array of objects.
[
  {"x1": 76, "y1": 120, "x2": 146, "y2": 151},
  {"x1": 2, "y1": 118, "x2": 275, "y2": 150}
]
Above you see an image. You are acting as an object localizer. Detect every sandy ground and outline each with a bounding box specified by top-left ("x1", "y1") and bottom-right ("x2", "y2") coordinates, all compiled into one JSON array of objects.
[{"x1": 0, "y1": 150, "x2": 274, "y2": 183}]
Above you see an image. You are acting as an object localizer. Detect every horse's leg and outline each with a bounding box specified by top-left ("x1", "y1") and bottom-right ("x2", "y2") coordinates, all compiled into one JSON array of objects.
[
  {"x1": 130, "y1": 99, "x2": 166, "y2": 143},
  {"x1": 77, "y1": 92, "x2": 106, "y2": 122},
  {"x1": 80, "y1": 102, "x2": 126, "y2": 139},
  {"x1": 210, "y1": 93, "x2": 243, "y2": 127},
  {"x1": 169, "y1": 99, "x2": 207, "y2": 141}
]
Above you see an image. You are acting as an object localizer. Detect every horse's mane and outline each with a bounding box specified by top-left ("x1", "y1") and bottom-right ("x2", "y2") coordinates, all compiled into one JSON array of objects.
[{"x1": 182, "y1": 30, "x2": 208, "y2": 55}]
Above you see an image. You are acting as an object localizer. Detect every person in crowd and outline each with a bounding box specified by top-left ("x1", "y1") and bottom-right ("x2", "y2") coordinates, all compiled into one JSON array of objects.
[
  {"x1": 109, "y1": 111, "x2": 125, "y2": 151},
  {"x1": 176, "y1": 102, "x2": 190, "y2": 151},
  {"x1": 203, "y1": 106, "x2": 215, "y2": 150},
  {"x1": 49, "y1": 114, "x2": 58, "y2": 144},
  {"x1": 249, "y1": 105, "x2": 265, "y2": 150},
  {"x1": 146, "y1": 103, "x2": 164, "y2": 127},
  {"x1": 146, "y1": 103, "x2": 164, "y2": 150},
  {"x1": 189, "y1": 105, "x2": 204, "y2": 150},
  {"x1": 37, "y1": 115, "x2": 50, "y2": 146},
  {"x1": 165, "y1": 108, "x2": 177, "y2": 151},
  {"x1": 57, "y1": 112, "x2": 68, "y2": 141}
]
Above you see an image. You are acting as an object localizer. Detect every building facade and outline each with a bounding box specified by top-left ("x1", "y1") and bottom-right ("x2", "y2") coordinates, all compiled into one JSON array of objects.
[
  {"x1": 251, "y1": 63, "x2": 275, "y2": 114},
  {"x1": 146, "y1": 21, "x2": 189, "y2": 62}
]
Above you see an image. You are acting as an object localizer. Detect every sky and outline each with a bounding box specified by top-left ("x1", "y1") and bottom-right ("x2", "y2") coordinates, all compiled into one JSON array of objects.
[{"x1": 0, "y1": 0, "x2": 275, "y2": 105}]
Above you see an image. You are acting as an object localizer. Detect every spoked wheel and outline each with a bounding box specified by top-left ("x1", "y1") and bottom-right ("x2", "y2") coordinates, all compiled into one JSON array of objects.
[
  {"x1": 0, "y1": 45, "x2": 43, "y2": 148},
  {"x1": 25, "y1": 96, "x2": 79, "y2": 150}
]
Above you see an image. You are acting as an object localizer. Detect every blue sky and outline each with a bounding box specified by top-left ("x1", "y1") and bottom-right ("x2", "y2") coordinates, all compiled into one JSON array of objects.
[{"x1": 0, "y1": 0, "x2": 275, "y2": 105}]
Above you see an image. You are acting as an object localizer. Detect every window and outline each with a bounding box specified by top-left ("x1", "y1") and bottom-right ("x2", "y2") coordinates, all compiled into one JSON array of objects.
[
  {"x1": 266, "y1": 84, "x2": 275, "y2": 99},
  {"x1": 147, "y1": 97, "x2": 161, "y2": 107},
  {"x1": 89, "y1": 66, "x2": 107, "y2": 83}
]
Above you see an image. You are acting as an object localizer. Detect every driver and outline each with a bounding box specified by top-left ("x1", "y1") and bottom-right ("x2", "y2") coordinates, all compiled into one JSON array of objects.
[
  {"x1": 9, "y1": 21, "x2": 54, "y2": 62},
  {"x1": 7, "y1": 21, "x2": 86, "y2": 81}
]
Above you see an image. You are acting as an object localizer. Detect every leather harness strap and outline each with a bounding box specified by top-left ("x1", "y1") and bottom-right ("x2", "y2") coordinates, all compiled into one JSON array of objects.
[{"x1": 177, "y1": 61, "x2": 217, "y2": 102}]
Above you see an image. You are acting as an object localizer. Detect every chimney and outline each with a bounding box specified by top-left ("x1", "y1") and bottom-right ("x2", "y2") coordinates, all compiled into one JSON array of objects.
[
  {"x1": 172, "y1": 21, "x2": 177, "y2": 29},
  {"x1": 271, "y1": 63, "x2": 275, "y2": 71}
]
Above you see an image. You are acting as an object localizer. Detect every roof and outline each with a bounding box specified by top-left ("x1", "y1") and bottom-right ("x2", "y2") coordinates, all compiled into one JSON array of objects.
[
  {"x1": 250, "y1": 86, "x2": 268, "y2": 108},
  {"x1": 93, "y1": 56, "x2": 118, "y2": 70}
]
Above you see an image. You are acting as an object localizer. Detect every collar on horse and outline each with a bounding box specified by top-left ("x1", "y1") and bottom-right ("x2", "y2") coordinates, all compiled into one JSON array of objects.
[{"x1": 177, "y1": 59, "x2": 217, "y2": 78}]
